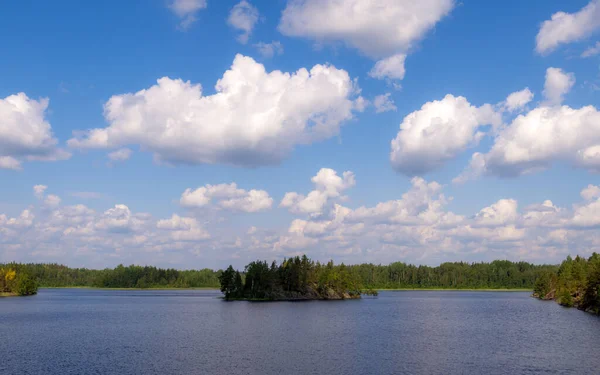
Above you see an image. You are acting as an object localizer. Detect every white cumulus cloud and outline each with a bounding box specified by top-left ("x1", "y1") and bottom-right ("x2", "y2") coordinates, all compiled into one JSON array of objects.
[
  {"x1": 68, "y1": 54, "x2": 359, "y2": 168},
  {"x1": 504, "y1": 88, "x2": 534, "y2": 112},
  {"x1": 3, "y1": 177, "x2": 600, "y2": 267},
  {"x1": 543, "y1": 67, "x2": 575, "y2": 106},
  {"x1": 474, "y1": 199, "x2": 518, "y2": 227},
  {"x1": 454, "y1": 68, "x2": 600, "y2": 181},
  {"x1": 280, "y1": 168, "x2": 355, "y2": 217},
  {"x1": 180, "y1": 183, "x2": 272, "y2": 212},
  {"x1": 157, "y1": 214, "x2": 210, "y2": 241},
  {"x1": 581, "y1": 185, "x2": 600, "y2": 200},
  {"x1": 278, "y1": 0, "x2": 454, "y2": 81},
  {"x1": 227, "y1": 1, "x2": 260, "y2": 44},
  {"x1": 390, "y1": 94, "x2": 501, "y2": 175},
  {"x1": 369, "y1": 53, "x2": 406, "y2": 81},
  {"x1": 0, "y1": 93, "x2": 70, "y2": 170},
  {"x1": 473, "y1": 105, "x2": 600, "y2": 177},
  {"x1": 536, "y1": 0, "x2": 600, "y2": 54}
]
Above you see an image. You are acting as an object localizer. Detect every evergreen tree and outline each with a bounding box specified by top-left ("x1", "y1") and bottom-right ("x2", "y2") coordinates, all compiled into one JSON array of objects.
[
  {"x1": 218, "y1": 265, "x2": 236, "y2": 299},
  {"x1": 234, "y1": 271, "x2": 243, "y2": 298}
]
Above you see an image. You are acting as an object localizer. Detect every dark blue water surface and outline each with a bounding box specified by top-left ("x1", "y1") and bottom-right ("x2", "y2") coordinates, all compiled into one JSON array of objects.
[{"x1": 1, "y1": 289, "x2": 599, "y2": 374}]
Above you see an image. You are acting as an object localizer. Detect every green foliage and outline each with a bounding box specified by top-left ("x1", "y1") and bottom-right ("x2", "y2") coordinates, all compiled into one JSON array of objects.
[
  {"x1": 0, "y1": 263, "x2": 222, "y2": 289},
  {"x1": 558, "y1": 289, "x2": 574, "y2": 307},
  {"x1": 15, "y1": 273, "x2": 38, "y2": 296},
  {"x1": 221, "y1": 256, "x2": 363, "y2": 300},
  {"x1": 533, "y1": 253, "x2": 600, "y2": 315},
  {"x1": 0, "y1": 264, "x2": 38, "y2": 296},
  {"x1": 3, "y1": 257, "x2": 561, "y2": 293},
  {"x1": 580, "y1": 254, "x2": 600, "y2": 314},
  {"x1": 351, "y1": 259, "x2": 557, "y2": 290},
  {"x1": 533, "y1": 271, "x2": 554, "y2": 299},
  {"x1": 218, "y1": 265, "x2": 237, "y2": 299}
]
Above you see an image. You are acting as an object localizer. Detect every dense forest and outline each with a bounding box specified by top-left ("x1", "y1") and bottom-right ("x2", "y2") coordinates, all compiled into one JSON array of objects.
[
  {"x1": 0, "y1": 264, "x2": 38, "y2": 296},
  {"x1": 0, "y1": 263, "x2": 221, "y2": 289},
  {"x1": 348, "y1": 260, "x2": 557, "y2": 289},
  {"x1": 219, "y1": 255, "x2": 371, "y2": 300},
  {"x1": 533, "y1": 253, "x2": 600, "y2": 315},
  {"x1": 2, "y1": 259, "x2": 558, "y2": 291}
]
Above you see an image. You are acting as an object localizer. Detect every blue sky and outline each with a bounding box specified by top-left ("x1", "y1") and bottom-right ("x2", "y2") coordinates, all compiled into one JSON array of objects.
[{"x1": 1, "y1": 0, "x2": 600, "y2": 269}]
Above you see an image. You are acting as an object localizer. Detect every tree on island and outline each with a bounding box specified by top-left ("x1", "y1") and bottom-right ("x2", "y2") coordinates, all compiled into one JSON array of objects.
[
  {"x1": 218, "y1": 266, "x2": 236, "y2": 299},
  {"x1": 220, "y1": 255, "x2": 364, "y2": 301}
]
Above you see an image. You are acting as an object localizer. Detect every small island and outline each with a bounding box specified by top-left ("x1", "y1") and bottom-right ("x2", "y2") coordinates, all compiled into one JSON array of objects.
[
  {"x1": 218, "y1": 255, "x2": 377, "y2": 301},
  {"x1": 0, "y1": 265, "x2": 38, "y2": 297}
]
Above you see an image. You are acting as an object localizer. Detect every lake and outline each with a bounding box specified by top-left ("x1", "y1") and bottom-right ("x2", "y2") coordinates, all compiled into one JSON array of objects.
[{"x1": 1, "y1": 289, "x2": 599, "y2": 374}]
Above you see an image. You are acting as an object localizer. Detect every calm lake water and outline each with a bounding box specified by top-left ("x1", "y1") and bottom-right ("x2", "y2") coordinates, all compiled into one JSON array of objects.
[{"x1": 1, "y1": 289, "x2": 599, "y2": 374}]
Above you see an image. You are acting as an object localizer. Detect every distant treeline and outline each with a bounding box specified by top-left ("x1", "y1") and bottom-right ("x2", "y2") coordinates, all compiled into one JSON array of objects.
[
  {"x1": 0, "y1": 263, "x2": 221, "y2": 289},
  {"x1": 348, "y1": 260, "x2": 557, "y2": 289},
  {"x1": 533, "y1": 253, "x2": 600, "y2": 315},
  {"x1": 2, "y1": 259, "x2": 558, "y2": 290}
]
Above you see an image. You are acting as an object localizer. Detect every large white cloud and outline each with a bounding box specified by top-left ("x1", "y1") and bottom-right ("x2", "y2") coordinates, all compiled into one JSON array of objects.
[
  {"x1": 536, "y1": 0, "x2": 600, "y2": 54},
  {"x1": 0, "y1": 93, "x2": 70, "y2": 170},
  {"x1": 278, "y1": 0, "x2": 454, "y2": 81},
  {"x1": 279, "y1": 0, "x2": 454, "y2": 58},
  {"x1": 452, "y1": 68, "x2": 600, "y2": 180},
  {"x1": 457, "y1": 104, "x2": 600, "y2": 179},
  {"x1": 68, "y1": 54, "x2": 359, "y2": 167},
  {"x1": 390, "y1": 94, "x2": 501, "y2": 175},
  {"x1": 180, "y1": 183, "x2": 273, "y2": 212}
]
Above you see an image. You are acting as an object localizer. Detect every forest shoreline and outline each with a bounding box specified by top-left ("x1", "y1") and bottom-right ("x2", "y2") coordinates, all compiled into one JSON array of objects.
[
  {"x1": 37, "y1": 286, "x2": 532, "y2": 292},
  {"x1": 377, "y1": 288, "x2": 531, "y2": 292}
]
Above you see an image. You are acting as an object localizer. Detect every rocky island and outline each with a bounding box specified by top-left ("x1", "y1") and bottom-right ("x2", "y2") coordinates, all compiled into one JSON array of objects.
[{"x1": 218, "y1": 255, "x2": 377, "y2": 301}]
